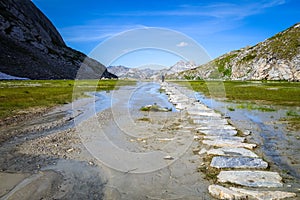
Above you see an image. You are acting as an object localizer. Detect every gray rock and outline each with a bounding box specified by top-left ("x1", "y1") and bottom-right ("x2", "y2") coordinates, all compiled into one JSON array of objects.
[
  {"x1": 207, "y1": 147, "x2": 258, "y2": 158},
  {"x1": 210, "y1": 156, "x2": 268, "y2": 169},
  {"x1": 198, "y1": 129, "x2": 237, "y2": 136},
  {"x1": 230, "y1": 187, "x2": 297, "y2": 200},
  {"x1": 196, "y1": 125, "x2": 236, "y2": 130},
  {"x1": 202, "y1": 140, "x2": 256, "y2": 149},
  {"x1": 217, "y1": 171, "x2": 283, "y2": 187},
  {"x1": 204, "y1": 136, "x2": 245, "y2": 142},
  {"x1": 208, "y1": 185, "x2": 247, "y2": 200},
  {"x1": 0, "y1": 0, "x2": 116, "y2": 79}
]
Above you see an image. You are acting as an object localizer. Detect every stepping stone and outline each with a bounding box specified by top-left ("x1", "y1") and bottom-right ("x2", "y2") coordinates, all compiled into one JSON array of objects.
[
  {"x1": 209, "y1": 185, "x2": 297, "y2": 200},
  {"x1": 195, "y1": 112, "x2": 222, "y2": 117},
  {"x1": 207, "y1": 147, "x2": 258, "y2": 158},
  {"x1": 198, "y1": 130, "x2": 237, "y2": 136},
  {"x1": 202, "y1": 140, "x2": 256, "y2": 149},
  {"x1": 204, "y1": 136, "x2": 245, "y2": 142},
  {"x1": 217, "y1": 171, "x2": 283, "y2": 187},
  {"x1": 210, "y1": 156, "x2": 268, "y2": 169},
  {"x1": 193, "y1": 120, "x2": 228, "y2": 125},
  {"x1": 196, "y1": 125, "x2": 236, "y2": 130},
  {"x1": 208, "y1": 185, "x2": 247, "y2": 199},
  {"x1": 193, "y1": 119, "x2": 228, "y2": 124},
  {"x1": 230, "y1": 187, "x2": 297, "y2": 200}
]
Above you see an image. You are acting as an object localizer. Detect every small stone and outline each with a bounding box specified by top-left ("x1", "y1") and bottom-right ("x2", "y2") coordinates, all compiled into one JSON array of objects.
[
  {"x1": 157, "y1": 138, "x2": 174, "y2": 142},
  {"x1": 198, "y1": 148, "x2": 207, "y2": 155},
  {"x1": 230, "y1": 187, "x2": 297, "y2": 199},
  {"x1": 207, "y1": 147, "x2": 258, "y2": 158},
  {"x1": 163, "y1": 155, "x2": 174, "y2": 160},
  {"x1": 88, "y1": 161, "x2": 94, "y2": 165},
  {"x1": 193, "y1": 135, "x2": 200, "y2": 140},
  {"x1": 243, "y1": 130, "x2": 251, "y2": 136},
  {"x1": 217, "y1": 171, "x2": 283, "y2": 187},
  {"x1": 208, "y1": 184, "x2": 247, "y2": 200},
  {"x1": 210, "y1": 156, "x2": 268, "y2": 169},
  {"x1": 192, "y1": 148, "x2": 200, "y2": 154},
  {"x1": 66, "y1": 148, "x2": 74, "y2": 153}
]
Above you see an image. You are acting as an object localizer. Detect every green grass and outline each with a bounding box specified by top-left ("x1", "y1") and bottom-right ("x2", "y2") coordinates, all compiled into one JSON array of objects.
[
  {"x1": 173, "y1": 80, "x2": 300, "y2": 107},
  {"x1": 215, "y1": 53, "x2": 237, "y2": 77},
  {"x1": 236, "y1": 103, "x2": 276, "y2": 112},
  {"x1": 0, "y1": 80, "x2": 136, "y2": 119},
  {"x1": 286, "y1": 110, "x2": 299, "y2": 116}
]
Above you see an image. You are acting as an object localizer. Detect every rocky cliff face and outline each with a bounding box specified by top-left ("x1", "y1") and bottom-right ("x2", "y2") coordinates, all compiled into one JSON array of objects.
[
  {"x1": 175, "y1": 23, "x2": 300, "y2": 81},
  {"x1": 0, "y1": 0, "x2": 117, "y2": 79}
]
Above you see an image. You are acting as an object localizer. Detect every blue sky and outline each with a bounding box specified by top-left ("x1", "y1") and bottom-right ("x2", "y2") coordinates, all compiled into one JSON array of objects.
[{"x1": 32, "y1": 0, "x2": 300, "y2": 68}]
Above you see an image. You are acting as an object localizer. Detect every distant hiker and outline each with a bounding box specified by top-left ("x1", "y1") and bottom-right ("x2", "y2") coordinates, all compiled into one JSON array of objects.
[{"x1": 162, "y1": 75, "x2": 165, "y2": 82}]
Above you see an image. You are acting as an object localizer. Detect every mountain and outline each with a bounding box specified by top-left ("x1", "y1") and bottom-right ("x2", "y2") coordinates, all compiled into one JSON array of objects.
[
  {"x1": 161, "y1": 60, "x2": 197, "y2": 76},
  {"x1": 0, "y1": 0, "x2": 117, "y2": 79},
  {"x1": 108, "y1": 61, "x2": 197, "y2": 79},
  {"x1": 107, "y1": 65, "x2": 158, "y2": 79},
  {"x1": 173, "y1": 23, "x2": 300, "y2": 81}
]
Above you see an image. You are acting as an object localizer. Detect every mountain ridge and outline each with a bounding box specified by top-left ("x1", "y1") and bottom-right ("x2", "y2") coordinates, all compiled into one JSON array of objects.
[
  {"x1": 0, "y1": 0, "x2": 117, "y2": 79},
  {"x1": 172, "y1": 23, "x2": 300, "y2": 81},
  {"x1": 108, "y1": 61, "x2": 197, "y2": 79}
]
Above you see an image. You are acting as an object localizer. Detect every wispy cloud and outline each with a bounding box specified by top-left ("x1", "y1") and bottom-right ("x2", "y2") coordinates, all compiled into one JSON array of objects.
[
  {"x1": 104, "y1": 0, "x2": 285, "y2": 19},
  {"x1": 60, "y1": 24, "x2": 148, "y2": 42}
]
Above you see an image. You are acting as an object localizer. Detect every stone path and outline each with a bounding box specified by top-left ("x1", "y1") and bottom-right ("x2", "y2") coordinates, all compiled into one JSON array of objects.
[{"x1": 161, "y1": 82, "x2": 297, "y2": 200}]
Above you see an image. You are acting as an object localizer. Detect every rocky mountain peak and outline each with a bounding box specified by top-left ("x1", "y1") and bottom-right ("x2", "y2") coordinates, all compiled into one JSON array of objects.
[
  {"x1": 0, "y1": 0, "x2": 117, "y2": 79},
  {"x1": 175, "y1": 23, "x2": 300, "y2": 81}
]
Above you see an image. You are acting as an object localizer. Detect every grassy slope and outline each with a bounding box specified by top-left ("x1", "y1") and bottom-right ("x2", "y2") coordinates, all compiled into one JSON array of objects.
[{"x1": 0, "y1": 80, "x2": 135, "y2": 119}]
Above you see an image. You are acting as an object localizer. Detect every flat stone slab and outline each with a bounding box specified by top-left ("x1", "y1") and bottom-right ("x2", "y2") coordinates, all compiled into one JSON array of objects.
[
  {"x1": 230, "y1": 187, "x2": 297, "y2": 200},
  {"x1": 190, "y1": 117, "x2": 228, "y2": 123},
  {"x1": 196, "y1": 125, "x2": 236, "y2": 130},
  {"x1": 204, "y1": 136, "x2": 245, "y2": 142},
  {"x1": 202, "y1": 140, "x2": 257, "y2": 149},
  {"x1": 189, "y1": 112, "x2": 222, "y2": 117},
  {"x1": 209, "y1": 185, "x2": 297, "y2": 200},
  {"x1": 210, "y1": 156, "x2": 268, "y2": 169},
  {"x1": 207, "y1": 147, "x2": 258, "y2": 158},
  {"x1": 208, "y1": 184, "x2": 247, "y2": 199},
  {"x1": 198, "y1": 130, "x2": 237, "y2": 136},
  {"x1": 217, "y1": 171, "x2": 283, "y2": 187}
]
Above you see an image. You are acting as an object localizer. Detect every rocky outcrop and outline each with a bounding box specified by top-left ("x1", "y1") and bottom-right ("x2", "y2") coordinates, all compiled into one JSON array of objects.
[
  {"x1": 175, "y1": 23, "x2": 300, "y2": 81},
  {"x1": 0, "y1": 0, "x2": 117, "y2": 79}
]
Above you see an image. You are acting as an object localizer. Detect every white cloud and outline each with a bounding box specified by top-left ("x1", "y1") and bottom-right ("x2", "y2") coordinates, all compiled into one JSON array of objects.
[{"x1": 176, "y1": 42, "x2": 188, "y2": 47}]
